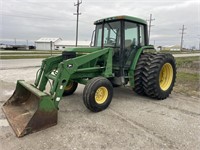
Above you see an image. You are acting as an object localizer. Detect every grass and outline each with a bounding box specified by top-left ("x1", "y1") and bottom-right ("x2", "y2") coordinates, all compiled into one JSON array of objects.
[
  {"x1": 159, "y1": 50, "x2": 200, "y2": 54},
  {"x1": 175, "y1": 56, "x2": 199, "y2": 67},
  {"x1": 176, "y1": 72, "x2": 199, "y2": 82},
  {"x1": 174, "y1": 57, "x2": 200, "y2": 97},
  {"x1": 174, "y1": 72, "x2": 199, "y2": 97}
]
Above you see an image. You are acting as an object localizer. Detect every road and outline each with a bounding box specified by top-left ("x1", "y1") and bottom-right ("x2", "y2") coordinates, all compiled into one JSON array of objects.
[
  {"x1": 173, "y1": 53, "x2": 200, "y2": 57},
  {"x1": 0, "y1": 59, "x2": 42, "y2": 69},
  {"x1": 0, "y1": 58, "x2": 200, "y2": 150}
]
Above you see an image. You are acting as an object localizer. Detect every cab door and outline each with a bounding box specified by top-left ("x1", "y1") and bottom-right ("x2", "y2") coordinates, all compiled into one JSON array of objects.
[{"x1": 123, "y1": 21, "x2": 145, "y2": 68}]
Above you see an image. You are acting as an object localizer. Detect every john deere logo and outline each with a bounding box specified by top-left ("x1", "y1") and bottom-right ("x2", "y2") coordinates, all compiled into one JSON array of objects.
[{"x1": 67, "y1": 64, "x2": 73, "y2": 68}]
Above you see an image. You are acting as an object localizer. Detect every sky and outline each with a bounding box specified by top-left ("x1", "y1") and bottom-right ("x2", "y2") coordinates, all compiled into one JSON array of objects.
[{"x1": 0, "y1": 0, "x2": 199, "y2": 48}]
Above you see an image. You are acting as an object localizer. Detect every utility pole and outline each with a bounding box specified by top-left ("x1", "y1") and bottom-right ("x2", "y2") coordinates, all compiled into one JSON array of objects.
[
  {"x1": 50, "y1": 41, "x2": 52, "y2": 56},
  {"x1": 26, "y1": 40, "x2": 29, "y2": 50},
  {"x1": 198, "y1": 35, "x2": 200, "y2": 50},
  {"x1": 74, "y1": 0, "x2": 82, "y2": 47},
  {"x1": 14, "y1": 38, "x2": 16, "y2": 45},
  {"x1": 147, "y1": 14, "x2": 155, "y2": 44},
  {"x1": 179, "y1": 25, "x2": 186, "y2": 51}
]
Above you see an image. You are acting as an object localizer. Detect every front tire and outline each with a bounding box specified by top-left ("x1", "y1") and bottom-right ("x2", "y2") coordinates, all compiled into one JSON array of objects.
[
  {"x1": 83, "y1": 77, "x2": 113, "y2": 112},
  {"x1": 63, "y1": 81, "x2": 78, "y2": 96}
]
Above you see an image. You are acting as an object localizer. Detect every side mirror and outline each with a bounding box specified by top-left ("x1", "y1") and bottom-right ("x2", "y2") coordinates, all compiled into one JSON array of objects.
[{"x1": 90, "y1": 30, "x2": 95, "y2": 47}]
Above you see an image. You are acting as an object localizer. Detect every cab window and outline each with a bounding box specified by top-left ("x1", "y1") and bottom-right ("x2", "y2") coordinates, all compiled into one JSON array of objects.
[{"x1": 124, "y1": 22, "x2": 138, "y2": 49}]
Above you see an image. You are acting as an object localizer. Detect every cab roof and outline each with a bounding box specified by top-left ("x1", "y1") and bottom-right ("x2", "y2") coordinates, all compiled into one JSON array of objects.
[{"x1": 94, "y1": 15, "x2": 147, "y2": 25}]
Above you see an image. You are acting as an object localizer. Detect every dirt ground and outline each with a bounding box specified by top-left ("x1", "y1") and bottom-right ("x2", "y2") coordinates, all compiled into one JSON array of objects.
[{"x1": 0, "y1": 61, "x2": 200, "y2": 150}]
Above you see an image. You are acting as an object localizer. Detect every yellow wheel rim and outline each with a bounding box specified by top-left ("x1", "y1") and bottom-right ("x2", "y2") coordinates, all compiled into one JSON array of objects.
[
  {"x1": 95, "y1": 86, "x2": 108, "y2": 104},
  {"x1": 159, "y1": 63, "x2": 173, "y2": 91},
  {"x1": 65, "y1": 82, "x2": 73, "y2": 91}
]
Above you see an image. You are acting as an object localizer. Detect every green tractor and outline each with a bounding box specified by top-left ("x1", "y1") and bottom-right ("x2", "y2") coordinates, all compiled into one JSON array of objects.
[{"x1": 2, "y1": 15, "x2": 176, "y2": 137}]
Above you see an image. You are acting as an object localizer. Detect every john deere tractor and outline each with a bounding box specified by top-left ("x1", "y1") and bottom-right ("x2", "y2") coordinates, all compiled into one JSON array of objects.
[{"x1": 2, "y1": 15, "x2": 176, "y2": 137}]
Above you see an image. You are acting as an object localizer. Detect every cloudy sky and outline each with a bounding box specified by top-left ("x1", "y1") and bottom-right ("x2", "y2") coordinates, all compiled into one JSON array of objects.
[{"x1": 0, "y1": 0, "x2": 199, "y2": 48}]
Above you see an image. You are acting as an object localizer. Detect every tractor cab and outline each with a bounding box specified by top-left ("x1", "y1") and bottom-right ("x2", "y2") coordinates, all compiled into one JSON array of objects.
[{"x1": 93, "y1": 16, "x2": 148, "y2": 80}]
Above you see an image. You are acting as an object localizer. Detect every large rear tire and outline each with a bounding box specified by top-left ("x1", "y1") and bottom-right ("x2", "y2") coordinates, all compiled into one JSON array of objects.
[
  {"x1": 83, "y1": 77, "x2": 113, "y2": 112},
  {"x1": 142, "y1": 53, "x2": 176, "y2": 100},
  {"x1": 134, "y1": 53, "x2": 153, "y2": 95}
]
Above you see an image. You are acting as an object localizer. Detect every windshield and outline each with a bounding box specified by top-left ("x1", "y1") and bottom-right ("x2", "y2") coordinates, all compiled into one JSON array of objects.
[{"x1": 94, "y1": 21, "x2": 120, "y2": 47}]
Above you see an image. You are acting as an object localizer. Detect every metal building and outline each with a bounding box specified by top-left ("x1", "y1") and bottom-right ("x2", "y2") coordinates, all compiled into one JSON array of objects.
[
  {"x1": 55, "y1": 40, "x2": 90, "y2": 50},
  {"x1": 162, "y1": 45, "x2": 181, "y2": 51},
  {"x1": 35, "y1": 38, "x2": 62, "y2": 50}
]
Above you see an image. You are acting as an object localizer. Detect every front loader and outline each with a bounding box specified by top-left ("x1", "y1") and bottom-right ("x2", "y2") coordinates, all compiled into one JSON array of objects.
[{"x1": 2, "y1": 15, "x2": 176, "y2": 137}]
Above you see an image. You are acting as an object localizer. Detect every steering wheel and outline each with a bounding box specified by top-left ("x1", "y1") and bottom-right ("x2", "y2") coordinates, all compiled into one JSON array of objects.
[{"x1": 107, "y1": 38, "x2": 116, "y2": 45}]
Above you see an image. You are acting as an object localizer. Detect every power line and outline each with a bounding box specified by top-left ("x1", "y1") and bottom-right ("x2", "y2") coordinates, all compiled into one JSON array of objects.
[
  {"x1": 0, "y1": 13, "x2": 63, "y2": 20},
  {"x1": 179, "y1": 25, "x2": 186, "y2": 51},
  {"x1": 146, "y1": 14, "x2": 155, "y2": 44},
  {"x1": 74, "y1": 0, "x2": 82, "y2": 47},
  {"x1": 0, "y1": 13, "x2": 88, "y2": 24},
  {"x1": 5, "y1": 9, "x2": 60, "y2": 19}
]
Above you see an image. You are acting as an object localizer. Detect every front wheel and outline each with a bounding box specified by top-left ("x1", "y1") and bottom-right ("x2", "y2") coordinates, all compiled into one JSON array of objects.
[
  {"x1": 83, "y1": 77, "x2": 113, "y2": 112},
  {"x1": 63, "y1": 81, "x2": 78, "y2": 96}
]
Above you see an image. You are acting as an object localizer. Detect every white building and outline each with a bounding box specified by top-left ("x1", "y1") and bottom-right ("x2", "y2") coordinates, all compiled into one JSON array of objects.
[
  {"x1": 55, "y1": 40, "x2": 90, "y2": 50},
  {"x1": 35, "y1": 38, "x2": 62, "y2": 50},
  {"x1": 35, "y1": 38, "x2": 90, "y2": 50},
  {"x1": 162, "y1": 45, "x2": 181, "y2": 51},
  {"x1": 0, "y1": 44, "x2": 7, "y2": 49}
]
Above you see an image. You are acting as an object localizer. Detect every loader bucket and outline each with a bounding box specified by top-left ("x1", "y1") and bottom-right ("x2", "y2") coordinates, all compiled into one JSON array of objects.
[{"x1": 2, "y1": 80, "x2": 58, "y2": 137}]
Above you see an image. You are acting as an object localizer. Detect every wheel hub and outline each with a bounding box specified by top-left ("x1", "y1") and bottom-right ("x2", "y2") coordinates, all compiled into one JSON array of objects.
[
  {"x1": 159, "y1": 63, "x2": 173, "y2": 91},
  {"x1": 95, "y1": 86, "x2": 108, "y2": 104},
  {"x1": 65, "y1": 82, "x2": 73, "y2": 91}
]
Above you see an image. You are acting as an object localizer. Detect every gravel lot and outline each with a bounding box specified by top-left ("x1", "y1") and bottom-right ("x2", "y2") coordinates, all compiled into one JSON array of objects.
[{"x1": 0, "y1": 59, "x2": 200, "y2": 150}]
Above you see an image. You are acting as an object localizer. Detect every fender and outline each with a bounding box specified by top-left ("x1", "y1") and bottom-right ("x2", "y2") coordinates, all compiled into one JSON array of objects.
[{"x1": 128, "y1": 45, "x2": 155, "y2": 87}]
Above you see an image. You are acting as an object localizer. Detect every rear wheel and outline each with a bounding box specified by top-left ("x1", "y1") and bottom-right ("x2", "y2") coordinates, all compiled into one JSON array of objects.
[
  {"x1": 83, "y1": 77, "x2": 113, "y2": 112},
  {"x1": 159, "y1": 63, "x2": 174, "y2": 91},
  {"x1": 134, "y1": 53, "x2": 153, "y2": 95},
  {"x1": 142, "y1": 53, "x2": 176, "y2": 99},
  {"x1": 63, "y1": 81, "x2": 78, "y2": 96}
]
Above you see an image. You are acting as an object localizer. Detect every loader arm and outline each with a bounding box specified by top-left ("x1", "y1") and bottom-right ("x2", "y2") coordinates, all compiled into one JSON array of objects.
[
  {"x1": 35, "y1": 48, "x2": 113, "y2": 108},
  {"x1": 35, "y1": 55, "x2": 63, "y2": 91},
  {"x1": 2, "y1": 48, "x2": 113, "y2": 137}
]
